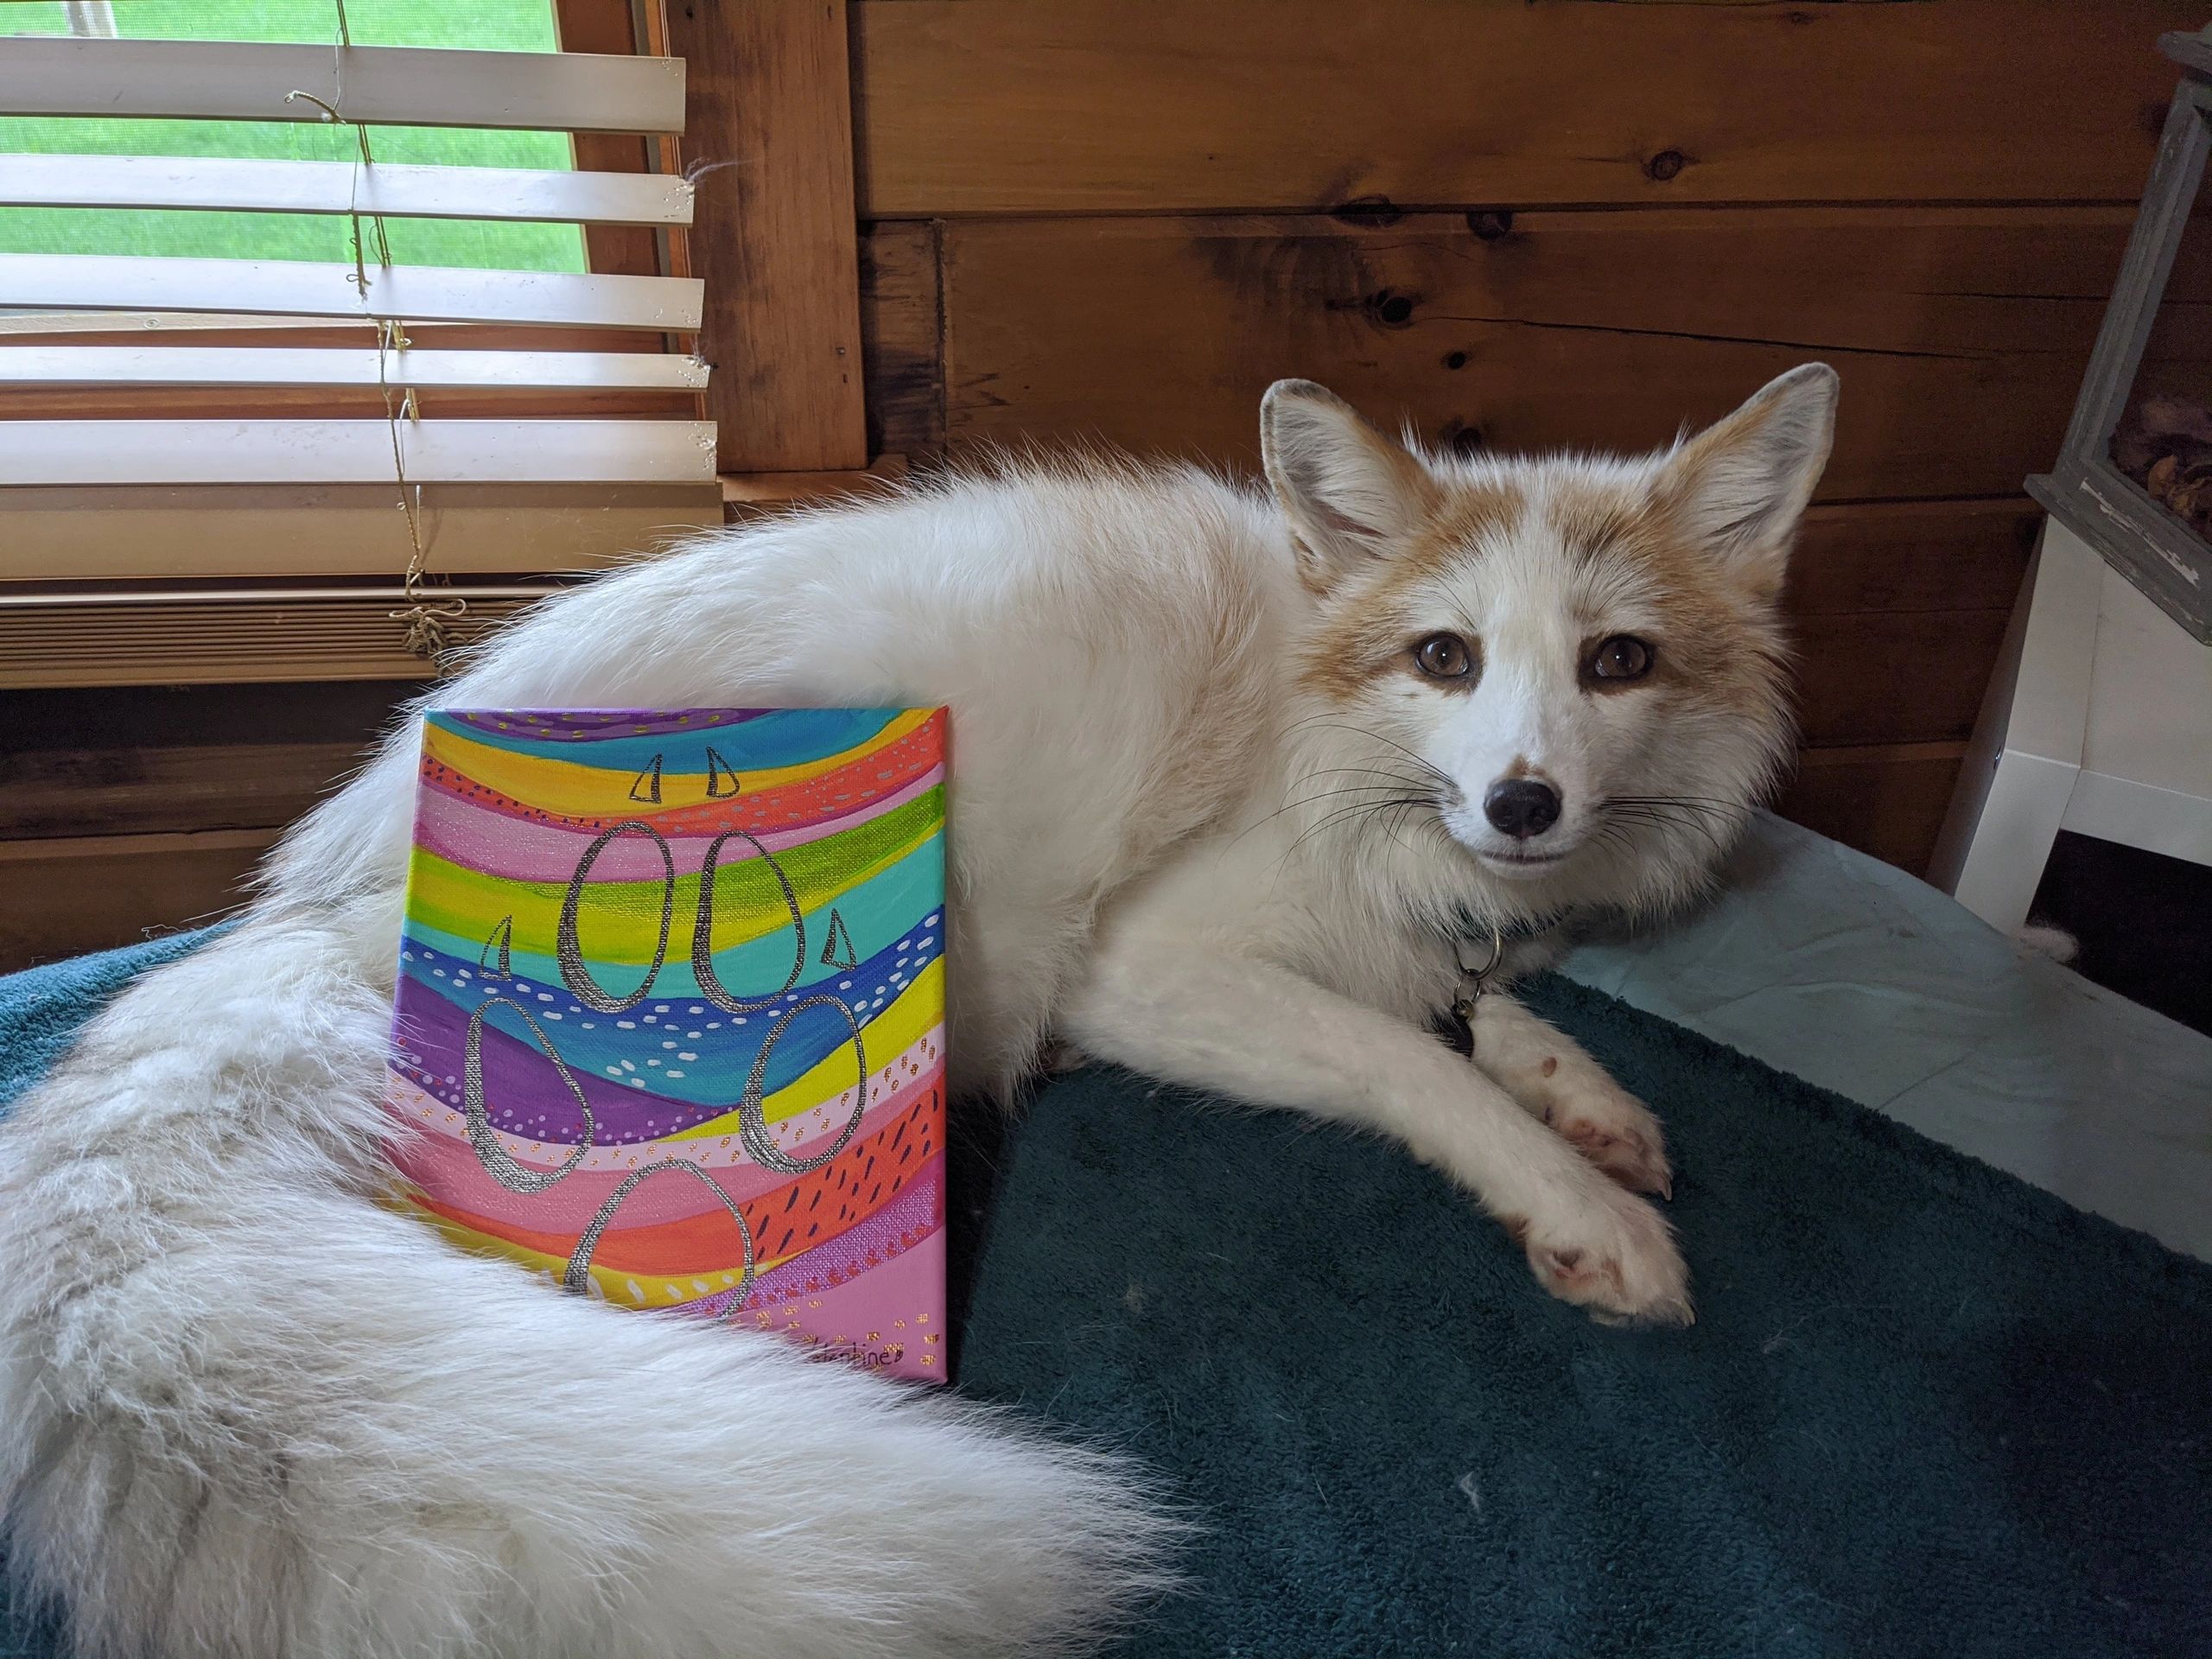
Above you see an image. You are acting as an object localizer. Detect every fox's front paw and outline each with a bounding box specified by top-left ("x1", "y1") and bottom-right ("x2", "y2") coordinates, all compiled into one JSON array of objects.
[
  {"x1": 1542, "y1": 1077, "x2": 1672, "y2": 1199},
  {"x1": 1507, "y1": 1179, "x2": 1692, "y2": 1328}
]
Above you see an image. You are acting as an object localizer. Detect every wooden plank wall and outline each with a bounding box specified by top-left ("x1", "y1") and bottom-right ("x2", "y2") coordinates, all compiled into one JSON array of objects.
[
  {"x1": 1, "y1": 1, "x2": 2195, "y2": 971},
  {"x1": 0, "y1": 683, "x2": 403, "y2": 970},
  {"x1": 848, "y1": 0, "x2": 2202, "y2": 873}
]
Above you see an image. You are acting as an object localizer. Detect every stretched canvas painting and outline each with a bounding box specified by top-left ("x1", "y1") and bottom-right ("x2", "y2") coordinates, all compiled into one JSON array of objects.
[{"x1": 384, "y1": 708, "x2": 949, "y2": 1381}]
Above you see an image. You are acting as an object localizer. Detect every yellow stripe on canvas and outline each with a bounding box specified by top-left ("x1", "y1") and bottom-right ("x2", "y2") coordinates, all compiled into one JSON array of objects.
[{"x1": 402, "y1": 809, "x2": 940, "y2": 963}]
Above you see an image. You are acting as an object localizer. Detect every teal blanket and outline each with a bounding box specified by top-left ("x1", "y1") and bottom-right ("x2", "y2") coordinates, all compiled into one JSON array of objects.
[
  {"x1": 959, "y1": 977, "x2": 2212, "y2": 1657},
  {"x1": 0, "y1": 931, "x2": 213, "y2": 1113},
  {"x1": 3, "y1": 941, "x2": 2209, "y2": 1656}
]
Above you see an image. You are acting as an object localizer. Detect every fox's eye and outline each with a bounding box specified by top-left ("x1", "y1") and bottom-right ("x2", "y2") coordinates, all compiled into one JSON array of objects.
[
  {"x1": 1414, "y1": 632, "x2": 1473, "y2": 679},
  {"x1": 1590, "y1": 635, "x2": 1653, "y2": 682}
]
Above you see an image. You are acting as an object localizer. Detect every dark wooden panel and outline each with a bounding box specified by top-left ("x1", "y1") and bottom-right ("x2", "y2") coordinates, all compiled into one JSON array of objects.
[
  {"x1": 0, "y1": 681, "x2": 404, "y2": 751},
  {"x1": 667, "y1": 0, "x2": 869, "y2": 470},
  {"x1": 0, "y1": 830, "x2": 273, "y2": 974},
  {"x1": 0, "y1": 683, "x2": 391, "y2": 968},
  {"x1": 1788, "y1": 499, "x2": 2035, "y2": 617},
  {"x1": 0, "y1": 681, "x2": 400, "y2": 847},
  {"x1": 853, "y1": 0, "x2": 2190, "y2": 216},
  {"x1": 1777, "y1": 742, "x2": 1971, "y2": 875},
  {"x1": 934, "y1": 208, "x2": 2146, "y2": 500},
  {"x1": 0, "y1": 741, "x2": 370, "y2": 841},
  {"x1": 859, "y1": 219, "x2": 944, "y2": 461},
  {"x1": 1794, "y1": 610, "x2": 2012, "y2": 747}
]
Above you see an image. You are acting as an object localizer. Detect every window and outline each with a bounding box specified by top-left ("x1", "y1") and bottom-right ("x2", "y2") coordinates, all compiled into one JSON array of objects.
[
  {"x1": 0, "y1": 0, "x2": 591, "y2": 273},
  {"x1": 0, "y1": 0, "x2": 721, "y2": 686}
]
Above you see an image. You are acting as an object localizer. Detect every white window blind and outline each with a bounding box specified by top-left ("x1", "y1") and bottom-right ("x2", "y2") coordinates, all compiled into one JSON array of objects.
[{"x1": 0, "y1": 9, "x2": 724, "y2": 686}]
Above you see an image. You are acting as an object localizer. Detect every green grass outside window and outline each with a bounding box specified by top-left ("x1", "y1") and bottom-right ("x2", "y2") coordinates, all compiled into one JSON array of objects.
[{"x1": 0, "y1": 0, "x2": 588, "y2": 272}]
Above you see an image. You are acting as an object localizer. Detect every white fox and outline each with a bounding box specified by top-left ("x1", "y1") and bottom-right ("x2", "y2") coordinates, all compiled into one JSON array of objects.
[{"x1": 0, "y1": 365, "x2": 1834, "y2": 1656}]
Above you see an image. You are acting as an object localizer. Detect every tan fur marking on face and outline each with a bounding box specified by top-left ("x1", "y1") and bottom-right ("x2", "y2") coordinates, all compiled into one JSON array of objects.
[
  {"x1": 1545, "y1": 473, "x2": 1793, "y2": 730},
  {"x1": 1297, "y1": 611, "x2": 1400, "y2": 702},
  {"x1": 1296, "y1": 479, "x2": 1523, "y2": 702},
  {"x1": 1550, "y1": 486, "x2": 1651, "y2": 566},
  {"x1": 1369, "y1": 480, "x2": 1527, "y2": 615}
]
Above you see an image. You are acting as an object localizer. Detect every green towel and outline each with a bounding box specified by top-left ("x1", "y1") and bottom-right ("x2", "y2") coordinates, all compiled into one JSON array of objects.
[{"x1": 959, "y1": 976, "x2": 2212, "y2": 1658}]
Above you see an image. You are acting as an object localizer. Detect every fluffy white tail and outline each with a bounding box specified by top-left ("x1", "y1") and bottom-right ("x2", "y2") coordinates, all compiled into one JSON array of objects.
[{"x1": 0, "y1": 906, "x2": 1175, "y2": 1657}]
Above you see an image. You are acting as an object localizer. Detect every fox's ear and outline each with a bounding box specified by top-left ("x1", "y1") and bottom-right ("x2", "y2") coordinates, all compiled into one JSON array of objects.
[
  {"x1": 1656, "y1": 363, "x2": 1838, "y2": 597},
  {"x1": 1261, "y1": 379, "x2": 1440, "y2": 589}
]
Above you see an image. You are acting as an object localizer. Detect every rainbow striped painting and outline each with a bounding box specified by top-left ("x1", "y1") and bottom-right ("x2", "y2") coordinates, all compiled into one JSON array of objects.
[{"x1": 384, "y1": 709, "x2": 949, "y2": 1382}]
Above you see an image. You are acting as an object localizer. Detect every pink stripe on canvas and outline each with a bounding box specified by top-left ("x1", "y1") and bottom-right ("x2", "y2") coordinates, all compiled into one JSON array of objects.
[
  {"x1": 414, "y1": 765, "x2": 947, "y2": 884},
  {"x1": 387, "y1": 1058, "x2": 944, "y2": 1228},
  {"x1": 724, "y1": 1226, "x2": 948, "y2": 1382}
]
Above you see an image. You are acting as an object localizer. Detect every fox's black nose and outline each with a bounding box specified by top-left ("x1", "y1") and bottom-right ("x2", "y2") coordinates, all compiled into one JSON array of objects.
[{"x1": 1483, "y1": 778, "x2": 1561, "y2": 840}]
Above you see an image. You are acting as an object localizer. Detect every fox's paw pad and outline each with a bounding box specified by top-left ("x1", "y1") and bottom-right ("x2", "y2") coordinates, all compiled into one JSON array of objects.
[
  {"x1": 1519, "y1": 1183, "x2": 1693, "y2": 1328},
  {"x1": 1543, "y1": 1085, "x2": 1673, "y2": 1198}
]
